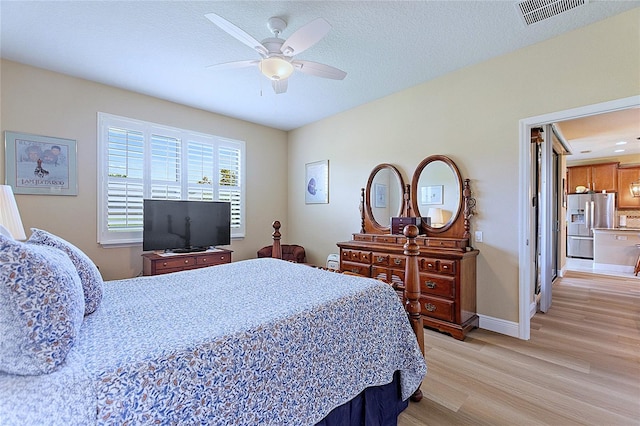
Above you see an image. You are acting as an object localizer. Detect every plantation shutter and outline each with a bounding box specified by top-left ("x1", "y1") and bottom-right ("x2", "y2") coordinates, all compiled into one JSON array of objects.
[
  {"x1": 98, "y1": 113, "x2": 246, "y2": 245},
  {"x1": 218, "y1": 141, "x2": 242, "y2": 230},
  {"x1": 106, "y1": 127, "x2": 144, "y2": 232}
]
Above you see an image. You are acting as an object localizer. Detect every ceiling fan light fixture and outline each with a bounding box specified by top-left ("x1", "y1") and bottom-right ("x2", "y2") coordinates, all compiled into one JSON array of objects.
[{"x1": 260, "y1": 57, "x2": 293, "y2": 81}]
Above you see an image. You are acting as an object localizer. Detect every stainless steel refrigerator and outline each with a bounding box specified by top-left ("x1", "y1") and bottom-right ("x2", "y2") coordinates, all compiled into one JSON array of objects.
[{"x1": 566, "y1": 192, "x2": 616, "y2": 259}]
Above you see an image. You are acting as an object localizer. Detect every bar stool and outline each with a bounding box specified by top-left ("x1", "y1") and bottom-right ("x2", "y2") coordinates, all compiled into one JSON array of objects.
[{"x1": 635, "y1": 244, "x2": 640, "y2": 276}]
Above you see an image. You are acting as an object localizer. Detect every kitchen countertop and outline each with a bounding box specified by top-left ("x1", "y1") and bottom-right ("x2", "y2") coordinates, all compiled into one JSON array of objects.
[{"x1": 593, "y1": 227, "x2": 640, "y2": 232}]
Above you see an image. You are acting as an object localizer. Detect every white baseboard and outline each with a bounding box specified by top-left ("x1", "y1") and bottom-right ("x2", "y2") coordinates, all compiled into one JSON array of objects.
[
  {"x1": 478, "y1": 314, "x2": 520, "y2": 338},
  {"x1": 594, "y1": 262, "x2": 634, "y2": 274}
]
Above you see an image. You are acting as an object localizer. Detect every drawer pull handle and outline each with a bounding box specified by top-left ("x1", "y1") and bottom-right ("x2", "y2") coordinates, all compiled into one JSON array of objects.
[
  {"x1": 442, "y1": 265, "x2": 449, "y2": 270},
  {"x1": 202, "y1": 258, "x2": 207, "y2": 262},
  {"x1": 425, "y1": 303, "x2": 437, "y2": 312},
  {"x1": 425, "y1": 281, "x2": 436, "y2": 289},
  {"x1": 184, "y1": 260, "x2": 189, "y2": 264},
  {"x1": 351, "y1": 268, "x2": 359, "y2": 273},
  {"x1": 427, "y1": 263, "x2": 434, "y2": 268},
  {"x1": 376, "y1": 256, "x2": 385, "y2": 262},
  {"x1": 393, "y1": 258, "x2": 402, "y2": 265},
  {"x1": 162, "y1": 262, "x2": 167, "y2": 266}
]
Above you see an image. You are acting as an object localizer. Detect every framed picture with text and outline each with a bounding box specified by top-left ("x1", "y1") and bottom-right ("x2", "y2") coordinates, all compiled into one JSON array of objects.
[{"x1": 4, "y1": 131, "x2": 78, "y2": 195}]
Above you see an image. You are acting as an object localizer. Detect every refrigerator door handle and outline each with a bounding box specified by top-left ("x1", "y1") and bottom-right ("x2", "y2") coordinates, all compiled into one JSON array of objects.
[
  {"x1": 589, "y1": 201, "x2": 595, "y2": 235},
  {"x1": 585, "y1": 201, "x2": 590, "y2": 233}
]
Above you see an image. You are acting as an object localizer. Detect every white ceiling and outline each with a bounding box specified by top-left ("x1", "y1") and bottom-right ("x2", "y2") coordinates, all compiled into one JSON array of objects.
[
  {"x1": 1, "y1": 1, "x2": 639, "y2": 151},
  {"x1": 557, "y1": 107, "x2": 640, "y2": 164}
]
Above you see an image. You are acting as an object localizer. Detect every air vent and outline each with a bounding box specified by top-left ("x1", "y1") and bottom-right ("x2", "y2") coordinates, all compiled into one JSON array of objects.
[{"x1": 516, "y1": 0, "x2": 589, "y2": 26}]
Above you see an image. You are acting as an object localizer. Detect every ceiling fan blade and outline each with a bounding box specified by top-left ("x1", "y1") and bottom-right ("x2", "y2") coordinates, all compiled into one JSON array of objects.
[
  {"x1": 272, "y1": 78, "x2": 288, "y2": 94},
  {"x1": 280, "y1": 18, "x2": 331, "y2": 57},
  {"x1": 205, "y1": 13, "x2": 268, "y2": 57},
  {"x1": 294, "y1": 60, "x2": 346, "y2": 80},
  {"x1": 206, "y1": 60, "x2": 259, "y2": 71},
  {"x1": 207, "y1": 59, "x2": 260, "y2": 71}
]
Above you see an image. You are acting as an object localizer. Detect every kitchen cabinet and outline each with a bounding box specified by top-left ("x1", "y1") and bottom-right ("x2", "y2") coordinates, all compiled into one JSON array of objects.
[
  {"x1": 617, "y1": 166, "x2": 640, "y2": 209},
  {"x1": 567, "y1": 162, "x2": 618, "y2": 193}
]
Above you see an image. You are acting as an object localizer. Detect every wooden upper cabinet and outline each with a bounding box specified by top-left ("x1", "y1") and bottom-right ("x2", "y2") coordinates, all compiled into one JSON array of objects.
[
  {"x1": 567, "y1": 162, "x2": 618, "y2": 193},
  {"x1": 617, "y1": 166, "x2": 640, "y2": 209}
]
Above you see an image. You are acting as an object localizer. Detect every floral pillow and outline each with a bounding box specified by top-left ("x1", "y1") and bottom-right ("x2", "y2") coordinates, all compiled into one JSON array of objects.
[
  {"x1": 0, "y1": 234, "x2": 84, "y2": 375},
  {"x1": 28, "y1": 228, "x2": 103, "y2": 315}
]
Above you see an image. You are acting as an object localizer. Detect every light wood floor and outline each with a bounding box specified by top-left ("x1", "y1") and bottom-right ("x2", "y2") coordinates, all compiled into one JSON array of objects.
[{"x1": 398, "y1": 271, "x2": 640, "y2": 425}]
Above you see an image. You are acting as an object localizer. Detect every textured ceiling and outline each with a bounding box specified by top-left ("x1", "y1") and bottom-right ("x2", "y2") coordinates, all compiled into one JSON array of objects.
[{"x1": 1, "y1": 1, "x2": 638, "y2": 141}]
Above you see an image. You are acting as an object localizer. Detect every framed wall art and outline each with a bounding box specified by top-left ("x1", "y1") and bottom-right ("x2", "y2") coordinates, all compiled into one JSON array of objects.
[
  {"x1": 374, "y1": 183, "x2": 387, "y2": 208},
  {"x1": 305, "y1": 160, "x2": 329, "y2": 204},
  {"x1": 420, "y1": 185, "x2": 443, "y2": 205},
  {"x1": 4, "y1": 131, "x2": 78, "y2": 195}
]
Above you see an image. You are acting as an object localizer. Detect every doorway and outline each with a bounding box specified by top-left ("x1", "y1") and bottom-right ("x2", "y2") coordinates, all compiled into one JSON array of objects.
[{"x1": 518, "y1": 95, "x2": 640, "y2": 340}]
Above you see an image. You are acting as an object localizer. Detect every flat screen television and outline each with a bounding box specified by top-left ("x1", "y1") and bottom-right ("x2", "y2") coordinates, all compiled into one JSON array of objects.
[{"x1": 143, "y1": 199, "x2": 231, "y2": 253}]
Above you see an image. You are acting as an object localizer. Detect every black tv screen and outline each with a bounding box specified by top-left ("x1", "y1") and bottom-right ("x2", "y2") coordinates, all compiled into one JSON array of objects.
[{"x1": 143, "y1": 199, "x2": 231, "y2": 252}]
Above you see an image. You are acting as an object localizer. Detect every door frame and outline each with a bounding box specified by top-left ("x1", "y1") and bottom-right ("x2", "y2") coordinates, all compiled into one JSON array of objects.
[{"x1": 518, "y1": 95, "x2": 640, "y2": 340}]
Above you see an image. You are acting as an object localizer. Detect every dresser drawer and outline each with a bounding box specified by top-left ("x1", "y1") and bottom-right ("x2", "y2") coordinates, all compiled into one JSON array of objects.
[
  {"x1": 155, "y1": 256, "x2": 197, "y2": 271},
  {"x1": 196, "y1": 252, "x2": 231, "y2": 266},
  {"x1": 341, "y1": 261, "x2": 371, "y2": 276},
  {"x1": 420, "y1": 273, "x2": 455, "y2": 298},
  {"x1": 374, "y1": 235, "x2": 401, "y2": 244},
  {"x1": 353, "y1": 234, "x2": 374, "y2": 242},
  {"x1": 421, "y1": 296, "x2": 455, "y2": 322},
  {"x1": 424, "y1": 239, "x2": 460, "y2": 249},
  {"x1": 372, "y1": 266, "x2": 405, "y2": 288},
  {"x1": 342, "y1": 249, "x2": 372, "y2": 263},
  {"x1": 419, "y1": 258, "x2": 457, "y2": 275},
  {"x1": 372, "y1": 253, "x2": 390, "y2": 266}
]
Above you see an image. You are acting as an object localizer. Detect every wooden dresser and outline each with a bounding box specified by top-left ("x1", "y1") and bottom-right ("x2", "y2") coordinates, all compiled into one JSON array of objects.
[
  {"x1": 142, "y1": 249, "x2": 232, "y2": 276},
  {"x1": 338, "y1": 234, "x2": 478, "y2": 340},
  {"x1": 343, "y1": 156, "x2": 479, "y2": 340}
]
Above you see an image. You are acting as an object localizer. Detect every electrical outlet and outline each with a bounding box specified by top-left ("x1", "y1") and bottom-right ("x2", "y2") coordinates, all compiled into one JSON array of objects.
[{"x1": 475, "y1": 231, "x2": 483, "y2": 243}]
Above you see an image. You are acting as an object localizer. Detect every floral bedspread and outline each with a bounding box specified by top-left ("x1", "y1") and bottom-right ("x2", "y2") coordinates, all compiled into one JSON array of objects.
[{"x1": 0, "y1": 258, "x2": 426, "y2": 425}]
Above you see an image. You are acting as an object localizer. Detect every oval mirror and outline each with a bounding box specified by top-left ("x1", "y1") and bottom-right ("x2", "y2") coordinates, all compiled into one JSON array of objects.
[
  {"x1": 365, "y1": 164, "x2": 405, "y2": 232},
  {"x1": 411, "y1": 155, "x2": 462, "y2": 233}
]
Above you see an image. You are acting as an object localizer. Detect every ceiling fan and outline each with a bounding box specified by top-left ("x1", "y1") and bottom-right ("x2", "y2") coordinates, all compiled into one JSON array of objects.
[{"x1": 205, "y1": 13, "x2": 347, "y2": 94}]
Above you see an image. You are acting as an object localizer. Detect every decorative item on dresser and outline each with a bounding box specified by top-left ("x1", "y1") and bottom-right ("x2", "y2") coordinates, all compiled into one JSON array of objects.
[{"x1": 337, "y1": 155, "x2": 479, "y2": 340}]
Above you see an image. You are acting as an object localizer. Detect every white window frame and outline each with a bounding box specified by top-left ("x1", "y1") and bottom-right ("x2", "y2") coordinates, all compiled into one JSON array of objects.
[{"x1": 97, "y1": 112, "x2": 245, "y2": 246}]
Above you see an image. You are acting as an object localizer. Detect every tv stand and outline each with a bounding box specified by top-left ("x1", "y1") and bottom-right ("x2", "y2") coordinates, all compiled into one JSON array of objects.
[{"x1": 142, "y1": 249, "x2": 232, "y2": 276}]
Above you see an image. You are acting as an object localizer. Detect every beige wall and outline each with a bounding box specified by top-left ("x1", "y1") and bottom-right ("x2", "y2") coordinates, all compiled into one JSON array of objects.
[
  {"x1": 0, "y1": 60, "x2": 289, "y2": 280},
  {"x1": 287, "y1": 9, "x2": 640, "y2": 324},
  {"x1": 1, "y1": 9, "x2": 638, "y2": 327}
]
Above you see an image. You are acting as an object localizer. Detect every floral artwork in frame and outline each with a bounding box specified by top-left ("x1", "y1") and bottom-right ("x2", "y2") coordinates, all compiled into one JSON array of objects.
[{"x1": 4, "y1": 131, "x2": 78, "y2": 195}]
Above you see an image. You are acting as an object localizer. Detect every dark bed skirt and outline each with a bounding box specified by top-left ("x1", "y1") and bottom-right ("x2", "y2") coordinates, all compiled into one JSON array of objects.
[{"x1": 315, "y1": 371, "x2": 409, "y2": 426}]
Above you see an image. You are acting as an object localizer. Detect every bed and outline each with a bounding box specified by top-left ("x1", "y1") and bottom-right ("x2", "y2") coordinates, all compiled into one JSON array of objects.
[{"x1": 0, "y1": 223, "x2": 426, "y2": 425}]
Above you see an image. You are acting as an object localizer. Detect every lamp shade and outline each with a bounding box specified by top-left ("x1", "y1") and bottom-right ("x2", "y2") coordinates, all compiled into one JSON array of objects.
[
  {"x1": 260, "y1": 57, "x2": 294, "y2": 80},
  {"x1": 0, "y1": 185, "x2": 26, "y2": 240},
  {"x1": 630, "y1": 180, "x2": 640, "y2": 198},
  {"x1": 427, "y1": 207, "x2": 444, "y2": 226}
]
